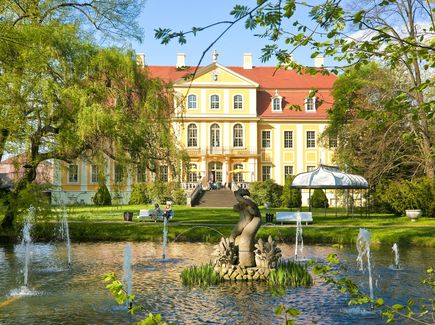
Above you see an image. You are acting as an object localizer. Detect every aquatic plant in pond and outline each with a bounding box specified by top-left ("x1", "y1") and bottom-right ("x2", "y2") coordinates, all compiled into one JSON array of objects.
[
  {"x1": 180, "y1": 263, "x2": 221, "y2": 287},
  {"x1": 268, "y1": 260, "x2": 313, "y2": 288}
]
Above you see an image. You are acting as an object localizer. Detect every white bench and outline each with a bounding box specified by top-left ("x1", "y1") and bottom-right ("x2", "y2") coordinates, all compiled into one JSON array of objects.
[
  {"x1": 276, "y1": 212, "x2": 313, "y2": 225},
  {"x1": 137, "y1": 209, "x2": 174, "y2": 221}
]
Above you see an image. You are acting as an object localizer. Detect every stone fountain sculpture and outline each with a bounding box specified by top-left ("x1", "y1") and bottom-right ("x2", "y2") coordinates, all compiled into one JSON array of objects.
[{"x1": 212, "y1": 188, "x2": 281, "y2": 280}]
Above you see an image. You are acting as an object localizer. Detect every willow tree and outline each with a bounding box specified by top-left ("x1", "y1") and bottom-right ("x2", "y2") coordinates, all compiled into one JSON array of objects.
[{"x1": 0, "y1": 1, "x2": 182, "y2": 229}]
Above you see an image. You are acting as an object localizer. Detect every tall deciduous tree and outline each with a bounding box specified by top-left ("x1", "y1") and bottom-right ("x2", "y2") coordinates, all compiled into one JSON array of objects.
[
  {"x1": 156, "y1": 0, "x2": 434, "y2": 177},
  {"x1": 0, "y1": 1, "x2": 182, "y2": 229}
]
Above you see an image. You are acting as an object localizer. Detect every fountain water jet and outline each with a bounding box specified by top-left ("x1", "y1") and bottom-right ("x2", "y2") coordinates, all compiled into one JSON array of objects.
[
  {"x1": 356, "y1": 228, "x2": 374, "y2": 307},
  {"x1": 162, "y1": 215, "x2": 168, "y2": 259},
  {"x1": 122, "y1": 243, "x2": 133, "y2": 309},
  {"x1": 392, "y1": 243, "x2": 400, "y2": 270},
  {"x1": 22, "y1": 206, "x2": 35, "y2": 287},
  {"x1": 294, "y1": 212, "x2": 304, "y2": 261},
  {"x1": 60, "y1": 207, "x2": 72, "y2": 267}
]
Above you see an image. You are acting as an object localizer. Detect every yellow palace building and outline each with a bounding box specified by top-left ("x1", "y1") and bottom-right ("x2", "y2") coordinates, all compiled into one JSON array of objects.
[{"x1": 52, "y1": 52, "x2": 337, "y2": 205}]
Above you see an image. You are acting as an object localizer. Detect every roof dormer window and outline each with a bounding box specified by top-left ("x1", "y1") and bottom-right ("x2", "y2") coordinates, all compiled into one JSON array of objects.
[
  {"x1": 271, "y1": 90, "x2": 283, "y2": 112},
  {"x1": 305, "y1": 96, "x2": 316, "y2": 112}
]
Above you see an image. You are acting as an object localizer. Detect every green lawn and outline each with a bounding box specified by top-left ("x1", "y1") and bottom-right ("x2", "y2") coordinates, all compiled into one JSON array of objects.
[{"x1": 1, "y1": 204, "x2": 434, "y2": 247}]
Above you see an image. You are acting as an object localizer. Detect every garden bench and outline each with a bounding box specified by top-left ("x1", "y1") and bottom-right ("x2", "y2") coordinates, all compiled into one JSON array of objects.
[
  {"x1": 137, "y1": 209, "x2": 174, "y2": 221},
  {"x1": 275, "y1": 212, "x2": 313, "y2": 225}
]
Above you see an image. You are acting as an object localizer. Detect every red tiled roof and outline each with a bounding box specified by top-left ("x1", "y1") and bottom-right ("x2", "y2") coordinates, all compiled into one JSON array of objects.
[{"x1": 147, "y1": 65, "x2": 335, "y2": 119}]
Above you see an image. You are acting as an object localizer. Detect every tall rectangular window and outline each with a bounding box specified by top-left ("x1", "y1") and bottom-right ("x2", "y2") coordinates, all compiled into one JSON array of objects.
[
  {"x1": 329, "y1": 136, "x2": 338, "y2": 148},
  {"x1": 187, "y1": 94, "x2": 197, "y2": 109},
  {"x1": 137, "y1": 166, "x2": 146, "y2": 183},
  {"x1": 91, "y1": 164, "x2": 98, "y2": 183},
  {"x1": 160, "y1": 165, "x2": 168, "y2": 182},
  {"x1": 262, "y1": 165, "x2": 271, "y2": 181},
  {"x1": 284, "y1": 165, "x2": 294, "y2": 178},
  {"x1": 115, "y1": 164, "x2": 124, "y2": 183},
  {"x1": 284, "y1": 131, "x2": 293, "y2": 149},
  {"x1": 233, "y1": 95, "x2": 243, "y2": 110},
  {"x1": 306, "y1": 131, "x2": 316, "y2": 148},
  {"x1": 210, "y1": 95, "x2": 220, "y2": 109},
  {"x1": 233, "y1": 124, "x2": 244, "y2": 147},
  {"x1": 187, "y1": 124, "x2": 198, "y2": 147},
  {"x1": 262, "y1": 130, "x2": 271, "y2": 148},
  {"x1": 68, "y1": 164, "x2": 78, "y2": 183},
  {"x1": 305, "y1": 97, "x2": 316, "y2": 111}
]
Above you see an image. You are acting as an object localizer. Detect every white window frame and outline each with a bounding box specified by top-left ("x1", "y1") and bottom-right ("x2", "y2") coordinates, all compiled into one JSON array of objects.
[
  {"x1": 284, "y1": 165, "x2": 294, "y2": 178},
  {"x1": 137, "y1": 165, "x2": 147, "y2": 183},
  {"x1": 114, "y1": 164, "x2": 124, "y2": 183},
  {"x1": 160, "y1": 165, "x2": 169, "y2": 182},
  {"x1": 306, "y1": 131, "x2": 316, "y2": 148},
  {"x1": 233, "y1": 94, "x2": 243, "y2": 110},
  {"x1": 262, "y1": 165, "x2": 271, "y2": 181},
  {"x1": 91, "y1": 164, "x2": 98, "y2": 184},
  {"x1": 210, "y1": 123, "x2": 221, "y2": 147},
  {"x1": 271, "y1": 90, "x2": 283, "y2": 112},
  {"x1": 67, "y1": 164, "x2": 79, "y2": 184},
  {"x1": 305, "y1": 97, "x2": 316, "y2": 112},
  {"x1": 233, "y1": 163, "x2": 244, "y2": 182},
  {"x1": 329, "y1": 136, "x2": 338, "y2": 148},
  {"x1": 210, "y1": 94, "x2": 220, "y2": 110},
  {"x1": 233, "y1": 123, "x2": 244, "y2": 148},
  {"x1": 187, "y1": 94, "x2": 197, "y2": 110},
  {"x1": 187, "y1": 123, "x2": 198, "y2": 147},
  {"x1": 261, "y1": 130, "x2": 271, "y2": 148},
  {"x1": 188, "y1": 163, "x2": 198, "y2": 183},
  {"x1": 283, "y1": 130, "x2": 293, "y2": 149}
]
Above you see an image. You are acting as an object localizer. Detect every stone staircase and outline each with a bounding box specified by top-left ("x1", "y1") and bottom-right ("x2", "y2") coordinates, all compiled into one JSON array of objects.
[{"x1": 194, "y1": 189, "x2": 237, "y2": 207}]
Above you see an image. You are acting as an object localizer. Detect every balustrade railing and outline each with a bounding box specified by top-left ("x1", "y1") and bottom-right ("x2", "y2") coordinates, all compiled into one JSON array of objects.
[{"x1": 185, "y1": 146, "x2": 258, "y2": 156}]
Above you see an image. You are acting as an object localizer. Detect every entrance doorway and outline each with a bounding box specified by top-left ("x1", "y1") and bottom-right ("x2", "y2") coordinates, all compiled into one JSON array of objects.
[{"x1": 208, "y1": 161, "x2": 223, "y2": 183}]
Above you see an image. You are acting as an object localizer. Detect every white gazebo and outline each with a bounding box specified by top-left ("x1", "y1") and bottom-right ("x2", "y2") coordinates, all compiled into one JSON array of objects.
[{"x1": 291, "y1": 165, "x2": 369, "y2": 216}]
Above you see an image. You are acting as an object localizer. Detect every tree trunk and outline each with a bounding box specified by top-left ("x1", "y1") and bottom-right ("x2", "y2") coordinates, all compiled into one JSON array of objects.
[{"x1": 0, "y1": 129, "x2": 9, "y2": 162}]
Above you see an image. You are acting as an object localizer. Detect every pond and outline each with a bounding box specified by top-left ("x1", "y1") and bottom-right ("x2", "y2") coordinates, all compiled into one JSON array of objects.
[{"x1": 0, "y1": 241, "x2": 433, "y2": 324}]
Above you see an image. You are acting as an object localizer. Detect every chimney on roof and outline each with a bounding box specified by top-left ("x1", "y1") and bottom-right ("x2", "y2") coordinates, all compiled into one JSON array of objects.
[
  {"x1": 136, "y1": 53, "x2": 145, "y2": 67},
  {"x1": 314, "y1": 54, "x2": 324, "y2": 68},
  {"x1": 176, "y1": 53, "x2": 186, "y2": 68},
  {"x1": 243, "y1": 53, "x2": 253, "y2": 69}
]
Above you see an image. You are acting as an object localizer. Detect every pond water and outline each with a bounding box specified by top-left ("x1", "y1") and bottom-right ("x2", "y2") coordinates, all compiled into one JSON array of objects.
[{"x1": 0, "y1": 241, "x2": 433, "y2": 324}]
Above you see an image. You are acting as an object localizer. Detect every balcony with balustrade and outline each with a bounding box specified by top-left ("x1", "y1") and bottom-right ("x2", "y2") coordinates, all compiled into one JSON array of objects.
[{"x1": 185, "y1": 146, "x2": 258, "y2": 157}]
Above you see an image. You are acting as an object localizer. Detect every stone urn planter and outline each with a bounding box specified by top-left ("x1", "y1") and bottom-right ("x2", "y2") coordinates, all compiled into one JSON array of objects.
[{"x1": 405, "y1": 209, "x2": 421, "y2": 222}]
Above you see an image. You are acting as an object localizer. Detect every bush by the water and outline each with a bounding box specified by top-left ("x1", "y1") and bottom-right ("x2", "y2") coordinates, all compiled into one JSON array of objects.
[
  {"x1": 249, "y1": 179, "x2": 283, "y2": 207},
  {"x1": 93, "y1": 184, "x2": 112, "y2": 206},
  {"x1": 181, "y1": 264, "x2": 221, "y2": 287},
  {"x1": 268, "y1": 260, "x2": 313, "y2": 288},
  {"x1": 281, "y1": 176, "x2": 302, "y2": 208},
  {"x1": 310, "y1": 189, "x2": 329, "y2": 208},
  {"x1": 376, "y1": 177, "x2": 435, "y2": 217}
]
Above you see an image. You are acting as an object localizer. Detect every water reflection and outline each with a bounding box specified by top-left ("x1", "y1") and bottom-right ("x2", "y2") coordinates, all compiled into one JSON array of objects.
[{"x1": 0, "y1": 242, "x2": 433, "y2": 324}]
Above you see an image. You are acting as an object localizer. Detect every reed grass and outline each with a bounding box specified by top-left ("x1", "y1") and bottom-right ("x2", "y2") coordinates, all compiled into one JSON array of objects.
[
  {"x1": 268, "y1": 260, "x2": 313, "y2": 288},
  {"x1": 180, "y1": 264, "x2": 221, "y2": 287}
]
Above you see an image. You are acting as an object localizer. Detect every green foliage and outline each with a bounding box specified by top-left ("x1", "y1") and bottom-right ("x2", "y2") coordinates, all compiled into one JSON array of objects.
[
  {"x1": 310, "y1": 189, "x2": 329, "y2": 208},
  {"x1": 129, "y1": 183, "x2": 151, "y2": 205},
  {"x1": 281, "y1": 176, "x2": 302, "y2": 208},
  {"x1": 250, "y1": 179, "x2": 283, "y2": 207},
  {"x1": 171, "y1": 188, "x2": 187, "y2": 205},
  {"x1": 377, "y1": 178, "x2": 435, "y2": 217},
  {"x1": 180, "y1": 263, "x2": 221, "y2": 287},
  {"x1": 268, "y1": 260, "x2": 313, "y2": 288},
  {"x1": 93, "y1": 185, "x2": 112, "y2": 206},
  {"x1": 274, "y1": 303, "x2": 301, "y2": 325}
]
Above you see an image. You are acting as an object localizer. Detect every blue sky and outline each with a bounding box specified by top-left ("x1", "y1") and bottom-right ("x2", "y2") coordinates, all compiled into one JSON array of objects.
[{"x1": 130, "y1": 0, "x2": 322, "y2": 67}]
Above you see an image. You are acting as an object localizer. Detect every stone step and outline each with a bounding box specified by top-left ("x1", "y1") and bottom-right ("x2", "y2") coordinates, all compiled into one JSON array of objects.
[{"x1": 194, "y1": 189, "x2": 237, "y2": 207}]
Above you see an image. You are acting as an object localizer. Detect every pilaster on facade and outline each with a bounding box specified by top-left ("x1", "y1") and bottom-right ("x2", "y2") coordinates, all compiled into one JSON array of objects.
[
  {"x1": 274, "y1": 124, "x2": 282, "y2": 183},
  {"x1": 296, "y1": 124, "x2": 304, "y2": 174},
  {"x1": 80, "y1": 159, "x2": 88, "y2": 192}
]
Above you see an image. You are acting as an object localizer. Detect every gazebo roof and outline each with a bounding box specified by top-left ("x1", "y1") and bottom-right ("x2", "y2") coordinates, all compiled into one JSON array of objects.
[{"x1": 291, "y1": 165, "x2": 368, "y2": 189}]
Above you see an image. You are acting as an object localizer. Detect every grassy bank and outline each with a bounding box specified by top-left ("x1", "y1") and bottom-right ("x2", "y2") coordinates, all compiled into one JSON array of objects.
[{"x1": 0, "y1": 205, "x2": 434, "y2": 247}]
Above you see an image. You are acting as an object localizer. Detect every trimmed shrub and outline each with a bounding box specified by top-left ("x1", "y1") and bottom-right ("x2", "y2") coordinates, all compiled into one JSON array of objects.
[
  {"x1": 281, "y1": 176, "x2": 302, "y2": 208},
  {"x1": 310, "y1": 189, "x2": 329, "y2": 208},
  {"x1": 250, "y1": 179, "x2": 283, "y2": 207},
  {"x1": 93, "y1": 184, "x2": 112, "y2": 206}
]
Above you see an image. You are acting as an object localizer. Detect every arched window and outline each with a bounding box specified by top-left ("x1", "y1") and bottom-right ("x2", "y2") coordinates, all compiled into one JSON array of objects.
[
  {"x1": 233, "y1": 95, "x2": 243, "y2": 110},
  {"x1": 187, "y1": 124, "x2": 197, "y2": 147},
  {"x1": 233, "y1": 163, "x2": 244, "y2": 182},
  {"x1": 188, "y1": 163, "x2": 198, "y2": 183},
  {"x1": 210, "y1": 123, "x2": 220, "y2": 147},
  {"x1": 271, "y1": 90, "x2": 283, "y2": 112},
  {"x1": 187, "y1": 94, "x2": 197, "y2": 109},
  {"x1": 210, "y1": 95, "x2": 220, "y2": 109},
  {"x1": 233, "y1": 123, "x2": 244, "y2": 147}
]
